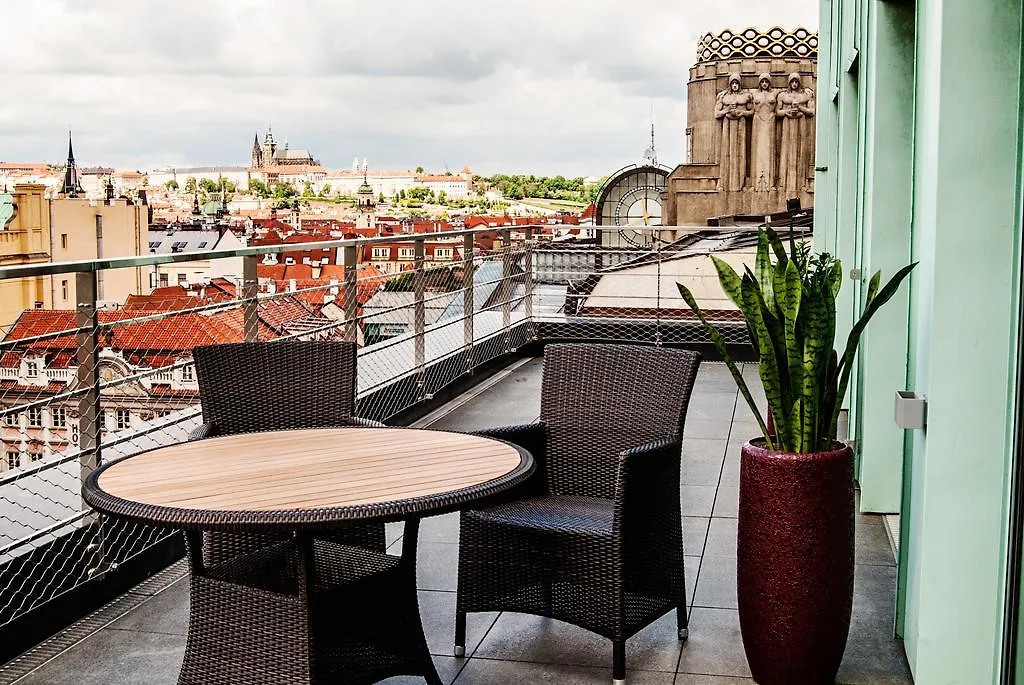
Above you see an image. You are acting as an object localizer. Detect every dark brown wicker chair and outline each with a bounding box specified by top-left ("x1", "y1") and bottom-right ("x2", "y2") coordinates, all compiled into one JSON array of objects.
[
  {"x1": 454, "y1": 343, "x2": 701, "y2": 684},
  {"x1": 189, "y1": 340, "x2": 386, "y2": 563}
]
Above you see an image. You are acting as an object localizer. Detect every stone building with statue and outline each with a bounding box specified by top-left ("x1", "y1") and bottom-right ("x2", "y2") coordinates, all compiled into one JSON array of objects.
[{"x1": 664, "y1": 28, "x2": 818, "y2": 225}]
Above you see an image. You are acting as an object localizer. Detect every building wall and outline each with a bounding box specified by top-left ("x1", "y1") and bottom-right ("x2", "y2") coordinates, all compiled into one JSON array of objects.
[
  {"x1": 816, "y1": 0, "x2": 1024, "y2": 682},
  {"x1": 0, "y1": 185, "x2": 53, "y2": 329},
  {"x1": 49, "y1": 198, "x2": 148, "y2": 308}
]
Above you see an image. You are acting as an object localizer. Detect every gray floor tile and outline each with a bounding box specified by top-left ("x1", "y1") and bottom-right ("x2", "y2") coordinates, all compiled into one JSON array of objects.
[
  {"x1": 682, "y1": 440, "x2": 727, "y2": 486},
  {"x1": 416, "y1": 591, "x2": 498, "y2": 657},
  {"x1": 685, "y1": 556, "x2": 700, "y2": 609},
  {"x1": 416, "y1": 542, "x2": 460, "y2": 591},
  {"x1": 692, "y1": 556, "x2": 737, "y2": 610},
  {"x1": 683, "y1": 517, "x2": 711, "y2": 555},
  {"x1": 108, "y1": 579, "x2": 189, "y2": 636},
  {"x1": 856, "y1": 517, "x2": 896, "y2": 567},
  {"x1": 674, "y1": 676, "x2": 754, "y2": 685},
  {"x1": 682, "y1": 419, "x2": 734, "y2": 441},
  {"x1": 474, "y1": 611, "x2": 684, "y2": 672},
  {"x1": 453, "y1": 658, "x2": 675, "y2": 684},
  {"x1": 676, "y1": 608, "x2": 750, "y2": 678},
  {"x1": 681, "y1": 486, "x2": 717, "y2": 518},
  {"x1": 379, "y1": 656, "x2": 462, "y2": 685},
  {"x1": 704, "y1": 518, "x2": 737, "y2": 558},
  {"x1": 686, "y1": 395, "x2": 739, "y2": 425},
  {"x1": 720, "y1": 449, "x2": 741, "y2": 487},
  {"x1": 711, "y1": 483, "x2": 739, "y2": 518},
  {"x1": 16, "y1": 628, "x2": 185, "y2": 685},
  {"x1": 421, "y1": 512, "x2": 460, "y2": 544}
]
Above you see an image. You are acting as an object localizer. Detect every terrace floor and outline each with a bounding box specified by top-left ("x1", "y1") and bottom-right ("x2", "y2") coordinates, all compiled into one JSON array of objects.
[{"x1": 3, "y1": 358, "x2": 912, "y2": 684}]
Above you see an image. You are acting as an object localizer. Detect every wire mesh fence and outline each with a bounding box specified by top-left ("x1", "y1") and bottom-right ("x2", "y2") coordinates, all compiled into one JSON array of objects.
[{"x1": 0, "y1": 222, "x2": 784, "y2": 642}]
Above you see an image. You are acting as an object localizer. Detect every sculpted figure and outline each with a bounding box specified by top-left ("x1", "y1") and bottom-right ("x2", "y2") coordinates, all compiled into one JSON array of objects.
[
  {"x1": 776, "y1": 72, "x2": 816, "y2": 194},
  {"x1": 715, "y1": 73, "x2": 753, "y2": 192},
  {"x1": 749, "y1": 73, "x2": 778, "y2": 191}
]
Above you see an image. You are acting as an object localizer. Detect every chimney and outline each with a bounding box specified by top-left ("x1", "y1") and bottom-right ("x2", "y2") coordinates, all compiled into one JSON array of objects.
[
  {"x1": 311, "y1": 264, "x2": 322, "y2": 279},
  {"x1": 289, "y1": 278, "x2": 297, "y2": 292}
]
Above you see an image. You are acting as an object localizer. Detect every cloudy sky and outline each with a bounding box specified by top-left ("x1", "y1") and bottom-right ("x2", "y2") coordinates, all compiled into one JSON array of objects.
[{"x1": 1, "y1": 1, "x2": 817, "y2": 176}]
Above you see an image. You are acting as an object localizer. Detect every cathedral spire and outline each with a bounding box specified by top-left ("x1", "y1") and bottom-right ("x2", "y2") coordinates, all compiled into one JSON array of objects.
[{"x1": 61, "y1": 130, "x2": 83, "y2": 198}]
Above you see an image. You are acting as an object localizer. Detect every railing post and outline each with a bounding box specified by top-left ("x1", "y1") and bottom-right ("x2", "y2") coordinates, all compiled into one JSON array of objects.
[
  {"x1": 524, "y1": 228, "x2": 535, "y2": 341},
  {"x1": 463, "y1": 233, "x2": 475, "y2": 374},
  {"x1": 76, "y1": 270, "x2": 105, "y2": 574},
  {"x1": 242, "y1": 255, "x2": 259, "y2": 342},
  {"x1": 500, "y1": 229, "x2": 512, "y2": 353},
  {"x1": 414, "y1": 238, "x2": 426, "y2": 399},
  {"x1": 655, "y1": 229, "x2": 663, "y2": 347},
  {"x1": 75, "y1": 271, "x2": 101, "y2": 495},
  {"x1": 343, "y1": 245, "x2": 358, "y2": 343}
]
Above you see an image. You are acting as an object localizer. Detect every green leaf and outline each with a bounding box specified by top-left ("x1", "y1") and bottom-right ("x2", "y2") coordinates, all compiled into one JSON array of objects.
[
  {"x1": 711, "y1": 256, "x2": 743, "y2": 310},
  {"x1": 764, "y1": 225, "x2": 789, "y2": 265},
  {"x1": 865, "y1": 270, "x2": 881, "y2": 307},
  {"x1": 741, "y1": 276, "x2": 789, "y2": 450},
  {"x1": 756, "y1": 231, "x2": 776, "y2": 316},
  {"x1": 829, "y1": 262, "x2": 918, "y2": 438},
  {"x1": 829, "y1": 261, "x2": 844, "y2": 300},
  {"x1": 790, "y1": 396, "x2": 805, "y2": 453},
  {"x1": 778, "y1": 260, "x2": 804, "y2": 393},
  {"x1": 677, "y1": 282, "x2": 773, "y2": 448},
  {"x1": 800, "y1": 289, "x2": 832, "y2": 450}
]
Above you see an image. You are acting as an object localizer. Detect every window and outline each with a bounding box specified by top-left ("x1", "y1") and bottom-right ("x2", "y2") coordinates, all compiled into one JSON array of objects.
[
  {"x1": 61, "y1": 280, "x2": 68, "y2": 300},
  {"x1": 434, "y1": 248, "x2": 453, "y2": 260},
  {"x1": 26, "y1": 407, "x2": 42, "y2": 428},
  {"x1": 398, "y1": 247, "x2": 415, "y2": 260},
  {"x1": 4, "y1": 412, "x2": 18, "y2": 427},
  {"x1": 28, "y1": 451, "x2": 42, "y2": 463},
  {"x1": 115, "y1": 409, "x2": 131, "y2": 431},
  {"x1": 197, "y1": 242, "x2": 208, "y2": 248},
  {"x1": 148, "y1": 241, "x2": 161, "y2": 249},
  {"x1": 60, "y1": 234, "x2": 68, "y2": 250},
  {"x1": 284, "y1": 257, "x2": 295, "y2": 265},
  {"x1": 371, "y1": 247, "x2": 390, "y2": 260},
  {"x1": 321, "y1": 258, "x2": 329, "y2": 265},
  {"x1": 178, "y1": 274, "x2": 188, "y2": 285},
  {"x1": 51, "y1": 406, "x2": 67, "y2": 428},
  {"x1": 5, "y1": 452, "x2": 18, "y2": 470},
  {"x1": 171, "y1": 241, "x2": 188, "y2": 252},
  {"x1": 159, "y1": 273, "x2": 169, "y2": 288},
  {"x1": 181, "y1": 365, "x2": 195, "y2": 382},
  {"x1": 25, "y1": 361, "x2": 39, "y2": 379}
]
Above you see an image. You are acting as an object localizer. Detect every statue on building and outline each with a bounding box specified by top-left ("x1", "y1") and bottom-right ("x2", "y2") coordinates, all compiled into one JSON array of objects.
[
  {"x1": 750, "y1": 73, "x2": 778, "y2": 192},
  {"x1": 715, "y1": 73, "x2": 753, "y2": 192},
  {"x1": 776, "y1": 72, "x2": 816, "y2": 195}
]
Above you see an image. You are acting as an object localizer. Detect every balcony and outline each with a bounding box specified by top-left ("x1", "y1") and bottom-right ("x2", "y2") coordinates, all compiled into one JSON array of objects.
[{"x1": 0, "y1": 226, "x2": 911, "y2": 683}]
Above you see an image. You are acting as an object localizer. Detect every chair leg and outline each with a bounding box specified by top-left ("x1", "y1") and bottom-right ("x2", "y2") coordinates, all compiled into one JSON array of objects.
[
  {"x1": 612, "y1": 639, "x2": 626, "y2": 685},
  {"x1": 677, "y1": 605, "x2": 689, "y2": 641},
  {"x1": 454, "y1": 609, "x2": 467, "y2": 657}
]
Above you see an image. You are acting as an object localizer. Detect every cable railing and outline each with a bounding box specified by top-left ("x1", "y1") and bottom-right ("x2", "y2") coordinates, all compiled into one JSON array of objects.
[{"x1": 0, "y1": 221, "x2": 799, "y2": 655}]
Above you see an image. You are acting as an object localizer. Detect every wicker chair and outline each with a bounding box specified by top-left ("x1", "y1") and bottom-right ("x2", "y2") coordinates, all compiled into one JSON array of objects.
[
  {"x1": 454, "y1": 343, "x2": 701, "y2": 684},
  {"x1": 189, "y1": 340, "x2": 386, "y2": 563}
]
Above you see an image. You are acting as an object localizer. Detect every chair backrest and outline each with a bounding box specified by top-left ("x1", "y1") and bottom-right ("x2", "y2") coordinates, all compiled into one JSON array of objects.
[
  {"x1": 192, "y1": 340, "x2": 358, "y2": 436},
  {"x1": 540, "y1": 343, "x2": 701, "y2": 498}
]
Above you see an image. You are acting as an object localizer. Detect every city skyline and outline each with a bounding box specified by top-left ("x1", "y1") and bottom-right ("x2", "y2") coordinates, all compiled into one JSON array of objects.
[{"x1": 1, "y1": 1, "x2": 818, "y2": 176}]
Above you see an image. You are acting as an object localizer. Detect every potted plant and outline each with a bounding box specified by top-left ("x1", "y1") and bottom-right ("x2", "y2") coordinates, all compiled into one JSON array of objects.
[{"x1": 677, "y1": 227, "x2": 915, "y2": 685}]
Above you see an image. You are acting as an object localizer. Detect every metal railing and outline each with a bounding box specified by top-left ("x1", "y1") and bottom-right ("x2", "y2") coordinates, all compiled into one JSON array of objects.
[{"x1": 0, "y1": 222, "x2": 790, "y2": 652}]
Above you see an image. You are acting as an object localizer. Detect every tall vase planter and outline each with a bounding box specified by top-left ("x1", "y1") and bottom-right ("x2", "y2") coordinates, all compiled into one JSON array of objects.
[{"x1": 737, "y1": 439, "x2": 855, "y2": 685}]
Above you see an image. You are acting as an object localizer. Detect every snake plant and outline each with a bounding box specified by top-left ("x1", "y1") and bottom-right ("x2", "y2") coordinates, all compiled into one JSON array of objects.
[{"x1": 678, "y1": 227, "x2": 916, "y2": 453}]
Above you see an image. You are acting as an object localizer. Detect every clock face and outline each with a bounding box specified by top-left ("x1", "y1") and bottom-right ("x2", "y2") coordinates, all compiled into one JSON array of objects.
[{"x1": 596, "y1": 165, "x2": 670, "y2": 248}]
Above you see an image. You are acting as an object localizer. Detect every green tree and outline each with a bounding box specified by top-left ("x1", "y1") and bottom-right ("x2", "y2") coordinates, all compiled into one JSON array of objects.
[
  {"x1": 398, "y1": 189, "x2": 406, "y2": 200},
  {"x1": 199, "y1": 178, "x2": 219, "y2": 193},
  {"x1": 378, "y1": 192, "x2": 385, "y2": 203},
  {"x1": 415, "y1": 166, "x2": 424, "y2": 173},
  {"x1": 184, "y1": 177, "x2": 197, "y2": 194},
  {"x1": 164, "y1": 179, "x2": 179, "y2": 191},
  {"x1": 248, "y1": 178, "x2": 269, "y2": 198},
  {"x1": 302, "y1": 181, "x2": 314, "y2": 198},
  {"x1": 319, "y1": 183, "x2": 332, "y2": 198}
]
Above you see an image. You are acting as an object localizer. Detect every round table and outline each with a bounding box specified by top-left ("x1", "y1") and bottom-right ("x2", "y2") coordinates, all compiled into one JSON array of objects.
[{"x1": 83, "y1": 427, "x2": 534, "y2": 685}]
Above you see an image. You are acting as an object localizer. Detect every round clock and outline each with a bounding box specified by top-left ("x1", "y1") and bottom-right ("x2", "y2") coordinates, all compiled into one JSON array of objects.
[{"x1": 595, "y1": 165, "x2": 671, "y2": 248}]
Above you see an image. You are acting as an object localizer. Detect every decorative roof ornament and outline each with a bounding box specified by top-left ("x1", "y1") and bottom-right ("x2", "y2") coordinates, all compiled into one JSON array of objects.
[
  {"x1": 61, "y1": 130, "x2": 83, "y2": 198},
  {"x1": 642, "y1": 106, "x2": 658, "y2": 166},
  {"x1": 0, "y1": 193, "x2": 16, "y2": 230},
  {"x1": 696, "y1": 27, "x2": 818, "y2": 63}
]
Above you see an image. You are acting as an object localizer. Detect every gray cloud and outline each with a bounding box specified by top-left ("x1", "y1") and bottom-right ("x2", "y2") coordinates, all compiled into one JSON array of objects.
[{"x1": 0, "y1": 0, "x2": 818, "y2": 175}]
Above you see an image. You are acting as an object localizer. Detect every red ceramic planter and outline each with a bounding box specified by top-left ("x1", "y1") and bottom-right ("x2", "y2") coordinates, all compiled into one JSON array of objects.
[{"x1": 737, "y1": 439, "x2": 855, "y2": 685}]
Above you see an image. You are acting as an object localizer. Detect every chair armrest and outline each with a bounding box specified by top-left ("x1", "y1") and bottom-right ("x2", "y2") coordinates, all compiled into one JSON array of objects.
[
  {"x1": 613, "y1": 438, "x2": 682, "y2": 532},
  {"x1": 471, "y1": 422, "x2": 547, "y2": 493},
  {"x1": 188, "y1": 422, "x2": 218, "y2": 441}
]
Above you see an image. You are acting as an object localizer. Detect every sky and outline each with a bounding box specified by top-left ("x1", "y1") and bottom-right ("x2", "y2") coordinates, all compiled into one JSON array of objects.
[{"x1": 0, "y1": 1, "x2": 818, "y2": 177}]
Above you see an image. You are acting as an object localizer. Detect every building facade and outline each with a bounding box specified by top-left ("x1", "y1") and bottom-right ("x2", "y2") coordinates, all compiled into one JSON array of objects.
[{"x1": 816, "y1": 1, "x2": 1024, "y2": 682}]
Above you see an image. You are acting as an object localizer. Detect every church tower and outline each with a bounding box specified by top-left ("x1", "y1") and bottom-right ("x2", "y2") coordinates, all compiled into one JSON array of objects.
[
  {"x1": 262, "y1": 128, "x2": 277, "y2": 167},
  {"x1": 60, "y1": 131, "x2": 83, "y2": 198},
  {"x1": 250, "y1": 132, "x2": 263, "y2": 169},
  {"x1": 356, "y1": 173, "x2": 376, "y2": 231}
]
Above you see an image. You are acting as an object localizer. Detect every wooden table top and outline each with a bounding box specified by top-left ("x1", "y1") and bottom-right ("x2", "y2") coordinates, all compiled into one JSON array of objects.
[{"x1": 85, "y1": 427, "x2": 534, "y2": 530}]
